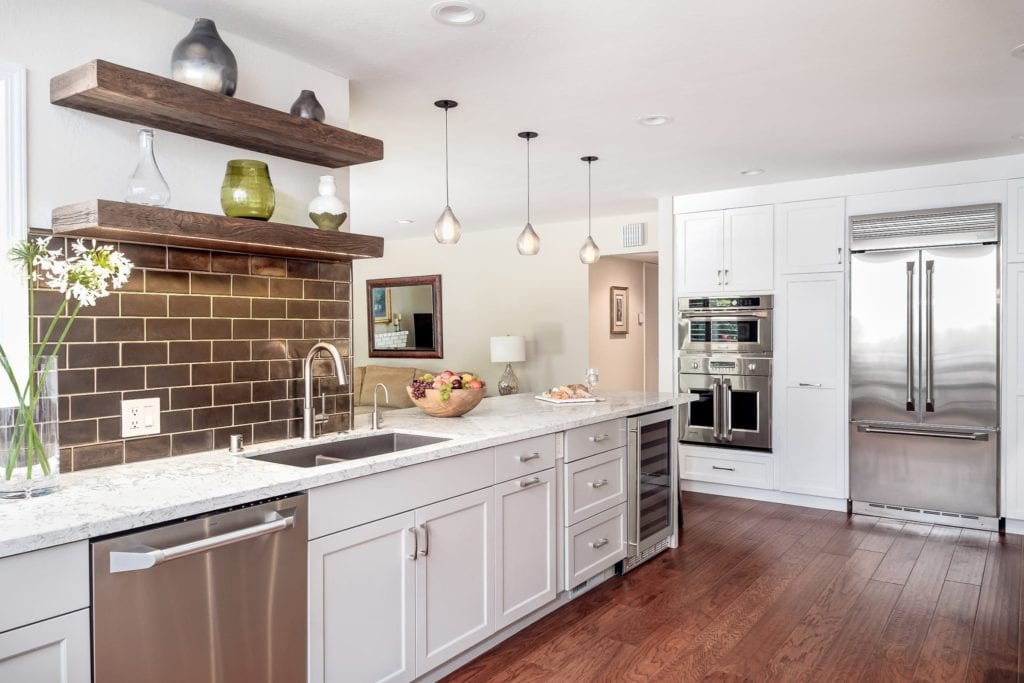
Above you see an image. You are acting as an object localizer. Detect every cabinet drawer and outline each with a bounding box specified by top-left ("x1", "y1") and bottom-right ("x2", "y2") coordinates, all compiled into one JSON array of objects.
[
  {"x1": 564, "y1": 418, "x2": 626, "y2": 462},
  {"x1": 564, "y1": 503, "x2": 626, "y2": 587},
  {"x1": 683, "y1": 451, "x2": 772, "y2": 490},
  {"x1": 0, "y1": 542, "x2": 89, "y2": 634},
  {"x1": 564, "y1": 447, "x2": 627, "y2": 526},
  {"x1": 494, "y1": 434, "x2": 558, "y2": 483}
]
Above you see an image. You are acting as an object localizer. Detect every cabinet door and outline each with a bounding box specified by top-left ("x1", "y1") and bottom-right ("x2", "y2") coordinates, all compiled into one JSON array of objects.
[
  {"x1": 723, "y1": 205, "x2": 774, "y2": 292},
  {"x1": 494, "y1": 469, "x2": 556, "y2": 629},
  {"x1": 675, "y1": 211, "x2": 725, "y2": 294},
  {"x1": 779, "y1": 385, "x2": 845, "y2": 498},
  {"x1": 1007, "y1": 179, "x2": 1024, "y2": 263},
  {"x1": 309, "y1": 511, "x2": 416, "y2": 683},
  {"x1": 782, "y1": 273, "x2": 844, "y2": 388},
  {"x1": 0, "y1": 609, "x2": 90, "y2": 682},
  {"x1": 415, "y1": 488, "x2": 495, "y2": 675},
  {"x1": 777, "y1": 198, "x2": 846, "y2": 274}
]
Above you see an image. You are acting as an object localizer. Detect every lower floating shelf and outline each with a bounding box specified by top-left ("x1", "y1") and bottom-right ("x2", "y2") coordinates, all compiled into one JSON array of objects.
[{"x1": 51, "y1": 199, "x2": 383, "y2": 262}]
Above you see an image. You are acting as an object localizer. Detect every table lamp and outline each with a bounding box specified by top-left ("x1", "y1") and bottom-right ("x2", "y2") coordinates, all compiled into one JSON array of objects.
[{"x1": 490, "y1": 335, "x2": 526, "y2": 395}]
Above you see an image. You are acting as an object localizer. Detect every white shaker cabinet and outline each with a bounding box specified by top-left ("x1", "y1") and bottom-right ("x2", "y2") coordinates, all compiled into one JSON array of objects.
[
  {"x1": 0, "y1": 609, "x2": 91, "y2": 683},
  {"x1": 1007, "y1": 179, "x2": 1024, "y2": 263},
  {"x1": 308, "y1": 512, "x2": 417, "y2": 683},
  {"x1": 777, "y1": 198, "x2": 846, "y2": 274},
  {"x1": 776, "y1": 272, "x2": 847, "y2": 498},
  {"x1": 415, "y1": 487, "x2": 495, "y2": 675},
  {"x1": 675, "y1": 206, "x2": 773, "y2": 294},
  {"x1": 494, "y1": 469, "x2": 556, "y2": 629}
]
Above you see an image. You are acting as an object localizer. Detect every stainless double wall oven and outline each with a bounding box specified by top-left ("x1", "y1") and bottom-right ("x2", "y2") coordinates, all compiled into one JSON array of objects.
[{"x1": 678, "y1": 296, "x2": 773, "y2": 451}]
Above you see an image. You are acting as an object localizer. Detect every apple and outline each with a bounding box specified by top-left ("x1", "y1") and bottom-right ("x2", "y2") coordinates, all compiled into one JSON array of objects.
[
  {"x1": 433, "y1": 378, "x2": 444, "y2": 389},
  {"x1": 468, "y1": 379, "x2": 483, "y2": 389}
]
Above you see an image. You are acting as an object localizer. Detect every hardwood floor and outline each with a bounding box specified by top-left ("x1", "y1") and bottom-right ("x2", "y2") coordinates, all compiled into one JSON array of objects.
[{"x1": 443, "y1": 492, "x2": 1023, "y2": 682}]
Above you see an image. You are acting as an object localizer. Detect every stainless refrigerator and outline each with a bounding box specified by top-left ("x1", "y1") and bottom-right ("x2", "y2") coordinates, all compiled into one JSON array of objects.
[{"x1": 849, "y1": 204, "x2": 1000, "y2": 530}]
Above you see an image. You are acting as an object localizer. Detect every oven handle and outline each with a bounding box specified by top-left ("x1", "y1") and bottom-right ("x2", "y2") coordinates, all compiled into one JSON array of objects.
[
  {"x1": 724, "y1": 379, "x2": 734, "y2": 442},
  {"x1": 678, "y1": 310, "x2": 769, "y2": 319},
  {"x1": 711, "y1": 379, "x2": 721, "y2": 440},
  {"x1": 109, "y1": 509, "x2": 296, "y2": 574}
]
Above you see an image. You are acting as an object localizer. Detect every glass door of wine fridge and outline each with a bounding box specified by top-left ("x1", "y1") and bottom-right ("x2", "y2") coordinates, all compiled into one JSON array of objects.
[{"x1": 624, "y1": 408, "x2": 677, "y2": 571}]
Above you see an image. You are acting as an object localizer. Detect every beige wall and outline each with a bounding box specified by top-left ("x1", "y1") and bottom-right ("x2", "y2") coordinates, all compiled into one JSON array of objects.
[
  {"x1": 352, "y1": 211, "x2": 656, "y2": 393},
  {"x1": 588, "y1": 257, "x2": 646, "y2": 391},
  {"x1": 643, "y1": 262, "x2": 659, "y2": 391}
]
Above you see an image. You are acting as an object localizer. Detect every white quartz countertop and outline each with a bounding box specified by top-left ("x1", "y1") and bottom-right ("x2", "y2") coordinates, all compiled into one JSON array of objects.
[{"x1": 0, "y1": 391, "x2": 693, "y2": 559}]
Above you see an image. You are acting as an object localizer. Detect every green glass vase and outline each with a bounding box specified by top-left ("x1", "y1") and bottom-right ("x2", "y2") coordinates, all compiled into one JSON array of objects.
[{"x1": 221, "y1": 160, "x2": 276, "y2": 220}]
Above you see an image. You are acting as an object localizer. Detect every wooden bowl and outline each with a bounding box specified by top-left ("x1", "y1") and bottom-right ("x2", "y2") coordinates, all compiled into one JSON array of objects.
[{"x1": 406, "y1": 386, "x2": 485, "y2": 418}]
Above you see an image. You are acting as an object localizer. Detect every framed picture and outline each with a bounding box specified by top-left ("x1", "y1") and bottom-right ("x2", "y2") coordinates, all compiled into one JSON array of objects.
[
  {"x1": 610, "y1": 286, "x2": 628, "y2": 334},
  {"x1": 371, "y1": 286, "x2": 392, "y2": 323}
]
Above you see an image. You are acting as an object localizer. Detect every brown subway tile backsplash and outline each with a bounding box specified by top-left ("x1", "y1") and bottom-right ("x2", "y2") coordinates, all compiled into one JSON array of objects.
[{"x1": 30, "y1": 232, "x2": 353, "y2": 473}]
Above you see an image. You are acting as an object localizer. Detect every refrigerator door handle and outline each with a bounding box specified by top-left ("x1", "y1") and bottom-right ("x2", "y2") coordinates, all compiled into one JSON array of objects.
[
  {"x1": 905, "y1": 261, "x2": 916, "y2": 412},
  {"x1": 856, "y1": 424, "x2": 989, "y2": 441},
  {"x1": 712, "y1": 379, "x2": 721, "y2": 440},
  {"x1": 924, "y1": 259, "x2": 935, "y2": 412}
]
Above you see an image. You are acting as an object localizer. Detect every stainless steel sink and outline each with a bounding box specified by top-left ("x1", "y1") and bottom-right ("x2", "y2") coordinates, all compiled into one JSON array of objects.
[{"x1": 245, "y1": 432, "x2": 450, "y2": 468}]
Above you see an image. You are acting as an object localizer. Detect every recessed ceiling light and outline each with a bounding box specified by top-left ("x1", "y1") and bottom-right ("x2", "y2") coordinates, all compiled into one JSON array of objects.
[
  {"x1": 740, "y1": 168, "x2": 765, "y2": 176},
  {"x1": 430, "y1": 1, "x2": 485, "y2": 26},
  {"x1": 1012, "y1": 133, "x2": 1024, "y2": 142},
  {"x1": 396, "y1": 219, "x2": 415, "y2": 224},
  {"x1": 637, "y1": 114, "x2": 672, "y2": 127},
  {"x1": 1012, "y1": 43, "x2": 1024, "y2": 58}
]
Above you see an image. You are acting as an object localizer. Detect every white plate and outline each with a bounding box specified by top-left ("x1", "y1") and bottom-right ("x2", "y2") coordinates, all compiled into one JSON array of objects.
[{"x1": 534, "y1": 395, "x2": 605, "y2": 404}]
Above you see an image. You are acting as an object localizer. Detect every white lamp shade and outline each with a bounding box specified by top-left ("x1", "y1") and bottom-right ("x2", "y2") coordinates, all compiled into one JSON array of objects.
[{"x1": 490, "y1": 335, "x2": 526, "y2": 363}]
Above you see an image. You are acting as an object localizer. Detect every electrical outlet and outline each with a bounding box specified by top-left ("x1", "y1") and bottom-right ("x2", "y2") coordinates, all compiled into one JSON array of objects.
[{"x1": 121, "y1": 397, "x2": 160, "y2": 438}]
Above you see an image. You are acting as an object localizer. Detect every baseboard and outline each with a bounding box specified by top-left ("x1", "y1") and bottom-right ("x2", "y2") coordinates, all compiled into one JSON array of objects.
[
  {"x1": 1005, "y1": 518, "x2": 1024, "y2": 535},
  {"x1": 680, "y1": 479, "x2": 848, "y2": 512}
]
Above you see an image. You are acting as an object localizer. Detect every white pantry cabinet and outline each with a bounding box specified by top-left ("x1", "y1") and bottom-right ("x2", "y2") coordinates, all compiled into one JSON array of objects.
[
  {"x1": 674, "y1": 206, "x2": 774, "y2": 294},
  {"x1": 776, "y1": 197, "x2": 846, "y2": 274},
  {"x1": 1006, "y1": 179, "x2": 1024, "y2": 263},
  {"x1": 776, "y1": 271, "x2": 846, "y2": 498},
  {"x1": 494, "y1": 469, "x2": 556, "y2": 630},
  {"x1": 0, "y1": 609, "x2": 91, "y2": 683}
]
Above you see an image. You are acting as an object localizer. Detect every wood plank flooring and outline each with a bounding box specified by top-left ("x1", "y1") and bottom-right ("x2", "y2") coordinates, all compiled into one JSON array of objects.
[{"x1": 443, "y1": 492, "x2": 1023, "y2": 682}]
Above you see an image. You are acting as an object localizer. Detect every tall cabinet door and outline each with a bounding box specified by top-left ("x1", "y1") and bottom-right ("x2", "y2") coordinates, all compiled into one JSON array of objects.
[
  {"x1": 494, "y1": 469, "x2": 556, "y2": 629},
  {"x1": 415, "y1": 487, "x2": 495, "y2": 676},
  {"x1": 777, "y1": 198, "x2": 846, "y2": 274},
  {"x1": 309, "y1": 511, "x2": 417, "y2": 683},
  {"x1": 723, "y1": 205, "x2": 773, "y2": 292},
  {"x1": 920, "y1": 244, "x2": 998, "y2": 428},
  {"x1": 675, "y1": 211, "x2": 725, "y2": 293},
  {"x1": 778, "y1": 272, "x2": 846, "y2": 497}
]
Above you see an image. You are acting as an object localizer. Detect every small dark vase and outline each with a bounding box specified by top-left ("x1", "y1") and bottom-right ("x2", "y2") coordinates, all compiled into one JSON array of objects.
[
  {"x1": 171, "y1": 18, "x2": 238, "y2": 96},
  {"x1": 290, "y1": 90, "x2": 325, "y2": 122},
  {"x1": 221, "y1": 160, "x2": 275, "y2": 220}
]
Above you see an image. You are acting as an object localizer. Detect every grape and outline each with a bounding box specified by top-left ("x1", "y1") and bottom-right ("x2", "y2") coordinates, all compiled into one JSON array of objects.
[
  {"x1": 451, "y1": 378, "x2": 462, "y2": 390},
  {"x1": 409, "y1": 379, "x2": 432, "y2": 400}
]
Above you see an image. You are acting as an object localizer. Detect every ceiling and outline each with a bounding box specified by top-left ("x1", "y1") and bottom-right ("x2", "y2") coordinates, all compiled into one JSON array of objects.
[{"x1": 145, "y1": 0, "x2": 1024, "y2": 239}]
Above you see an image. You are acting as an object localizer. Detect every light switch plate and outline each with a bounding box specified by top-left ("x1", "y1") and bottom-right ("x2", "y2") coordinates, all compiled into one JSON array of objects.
[{"x1": 122, "y1": 397, "x2": 160, "y2": 437}]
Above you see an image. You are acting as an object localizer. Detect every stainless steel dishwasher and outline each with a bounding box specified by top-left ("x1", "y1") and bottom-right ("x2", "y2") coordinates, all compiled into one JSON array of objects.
[{"x1": 91, "y1": 494, "x2": 307, "y2": 683}]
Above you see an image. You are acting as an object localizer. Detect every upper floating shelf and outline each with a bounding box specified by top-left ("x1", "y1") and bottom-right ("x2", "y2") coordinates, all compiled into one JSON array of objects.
[
  {"x1": 50, "y1": 60, "x2": 384, "y2": 169},
  {"x1": 52, "y1": 200, "x2": 384, "y2": 262}
]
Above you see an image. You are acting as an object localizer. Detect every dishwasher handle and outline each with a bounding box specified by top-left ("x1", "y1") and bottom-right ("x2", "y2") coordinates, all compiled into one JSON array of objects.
[{"x1": 109, "y1": 509, "x2": 297, "y2": 574}]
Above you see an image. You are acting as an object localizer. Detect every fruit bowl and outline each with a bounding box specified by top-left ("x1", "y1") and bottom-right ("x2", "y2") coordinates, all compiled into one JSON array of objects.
[{"x1": 406, "y1": 386, "x2": 485, "y2": 418}]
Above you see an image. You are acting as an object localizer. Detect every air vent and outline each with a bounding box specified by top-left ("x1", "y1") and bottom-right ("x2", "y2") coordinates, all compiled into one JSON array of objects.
[
  {"x1": 622, "y1": 222, "x2": 647, "y2": 248},
  {"x1": 852, "y1": 500, "x2": 998, "y2": 531},
  {"x1": 850, "y1": 203, "x2": 999, "y2": 251}
]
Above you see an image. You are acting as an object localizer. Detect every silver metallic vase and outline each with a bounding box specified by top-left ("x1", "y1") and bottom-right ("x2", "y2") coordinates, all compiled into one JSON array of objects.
[
  {"x1": 171, "y1": 18, "x2": 238, "y2": 96},
  {"x1": 290, "y1": 90, "x2": 325, "y2": 122}
]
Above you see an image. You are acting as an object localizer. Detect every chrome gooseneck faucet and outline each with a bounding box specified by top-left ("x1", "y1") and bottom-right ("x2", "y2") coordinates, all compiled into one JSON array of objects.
[{"x1": 303, "y1": 342, "x2": 345, "y2": 440}]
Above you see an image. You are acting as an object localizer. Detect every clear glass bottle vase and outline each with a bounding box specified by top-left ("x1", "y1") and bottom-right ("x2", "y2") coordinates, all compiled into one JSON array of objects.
[
  {"x1": 0, "y1": 356, "x2": 60, "y2": 499},
  {"x1": 125, "y1": 128, "x2": 171, "y2": 207}
]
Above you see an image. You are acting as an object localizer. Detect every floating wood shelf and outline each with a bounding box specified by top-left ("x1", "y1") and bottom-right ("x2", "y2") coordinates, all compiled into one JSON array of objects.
[
  {"x1": 50, "y1": 60, "x2": 383, "y2": 169},
  {"x1": 52, "y1": 200, "x2": 383, "y2": 261}
]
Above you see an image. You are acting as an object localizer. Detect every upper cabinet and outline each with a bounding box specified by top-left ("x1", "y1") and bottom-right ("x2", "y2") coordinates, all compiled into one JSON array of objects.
[
  {"x1": 675, "y1": 206, "x2": 773, "y2": 294},
  {"x1": 1007, "y1": 179, "x2": 1024, "y2": 263},
  {"x1": 776, "y1": 198, "x2": 846, "y2": 274}
]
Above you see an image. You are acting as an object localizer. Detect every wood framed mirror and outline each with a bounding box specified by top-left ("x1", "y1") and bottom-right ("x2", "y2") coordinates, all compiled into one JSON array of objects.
[{"x1": 366, "y1": 275, "x2": 443, "y2": 358}]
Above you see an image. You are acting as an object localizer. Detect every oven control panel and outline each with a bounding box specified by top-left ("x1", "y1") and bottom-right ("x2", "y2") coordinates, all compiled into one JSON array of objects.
[
  {"x1": 678, "y1": 295, "x2": 773, "y2": 312},
  {"x1": 679, "y1": 354, "x2": 772, "y2": 377}
]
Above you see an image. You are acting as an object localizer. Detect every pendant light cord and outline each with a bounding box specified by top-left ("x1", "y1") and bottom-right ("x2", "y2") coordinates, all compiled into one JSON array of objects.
[
  {"x1": 444, "y1": 108, "x2": 450, "y2": 205},
  {"x1": 587, "y1": 159, "x2": 592, "y2": 238},
  {"x1": 526, "y1": 137, "x2": 531, "y2": 223}
]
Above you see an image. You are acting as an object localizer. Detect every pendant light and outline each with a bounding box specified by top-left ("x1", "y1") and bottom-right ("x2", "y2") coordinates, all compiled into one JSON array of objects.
[
  {"x1": 434, "y1": 99, "x2": 462, "y2": 244},
  {"x1": 516, "y1": 131, "x2": 540, "y2": 255},
  {"x1": 579, "y1": 155, "x2": 600, "y2": 264}
]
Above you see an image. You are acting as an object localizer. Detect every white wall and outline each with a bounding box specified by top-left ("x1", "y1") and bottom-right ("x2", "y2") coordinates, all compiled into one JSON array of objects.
[
  {"x1": 352, "y1": 211, "x2": 656, "y2": 393},
  {"x1": 0, "y1": 0, "x2": 350, "y2": 229}
]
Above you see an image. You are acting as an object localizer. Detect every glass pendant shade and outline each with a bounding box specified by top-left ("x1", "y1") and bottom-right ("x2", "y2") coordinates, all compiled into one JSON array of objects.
[
  {"x1": 434, "y1": 204, "x2": 462, "y2": 244},
  {"x1": 516, "y1": 222, "x2": 540, "y2": 255},
  {"x1": 579, "y1": 235, "x2": 600, "y2": 264}
]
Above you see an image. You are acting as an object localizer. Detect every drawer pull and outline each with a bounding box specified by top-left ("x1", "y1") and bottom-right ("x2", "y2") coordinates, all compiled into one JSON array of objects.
[
  {"x1": 589, "y1": 538, "x2": 609, "y2": 549},
  {"x1": 588, "y1": 434, "x2": 609, "y2": 443},
  {"x1": 519, "y1": 476, "x2": 541, "y2": 488},
  {"x1": 798, "y1": 382, "x2": 823, "y2": 388},
  {"x1": 516, "y1": 452, "x2": 541, "y2": 462},
  {"x1": 587, "y1": 478, "x2": 609, "y2": 488},
  {"x1": 711, "y1": 465, "x2": 736, "y2": 472}
]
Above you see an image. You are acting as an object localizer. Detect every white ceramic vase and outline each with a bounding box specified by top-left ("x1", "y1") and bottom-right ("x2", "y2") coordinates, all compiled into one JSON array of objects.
[{"x1": 308, "y1": 175, "x2": 347, "y2": 230}]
